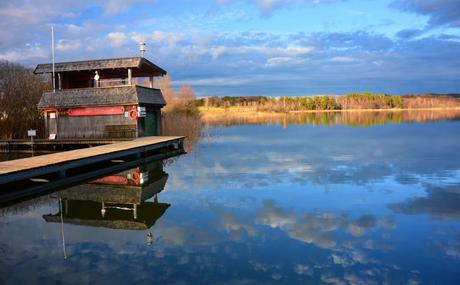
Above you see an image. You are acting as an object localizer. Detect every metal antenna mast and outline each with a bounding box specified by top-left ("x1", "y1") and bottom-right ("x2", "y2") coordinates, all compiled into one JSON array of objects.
[{"x1": 51, "y1": 26, "x2": 56, "y2": 93}]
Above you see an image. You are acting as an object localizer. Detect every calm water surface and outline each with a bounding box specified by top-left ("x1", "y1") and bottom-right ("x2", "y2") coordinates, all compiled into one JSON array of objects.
[{"x1": 1, "y1": 112, "x2": 460, "y2": 284}]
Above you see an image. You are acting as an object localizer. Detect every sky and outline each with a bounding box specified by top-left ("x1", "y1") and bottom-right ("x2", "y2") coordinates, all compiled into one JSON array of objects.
[{"x1": 0, "y1": 0, "x2": 460, "y2": 97}]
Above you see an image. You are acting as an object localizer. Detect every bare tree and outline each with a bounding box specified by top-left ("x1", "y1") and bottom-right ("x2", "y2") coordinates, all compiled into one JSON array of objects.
[{"x1": 0, "y1": 61, "x2": 50, "y2": 139}]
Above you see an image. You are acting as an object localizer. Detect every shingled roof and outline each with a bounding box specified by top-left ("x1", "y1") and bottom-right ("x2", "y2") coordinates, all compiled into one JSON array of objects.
[
  {"x1": 37, "y1": 85, "x2": 166, "y2": 109},
  {"x1": 34, "y1": 57, "x2": 166, "y2": 76}
]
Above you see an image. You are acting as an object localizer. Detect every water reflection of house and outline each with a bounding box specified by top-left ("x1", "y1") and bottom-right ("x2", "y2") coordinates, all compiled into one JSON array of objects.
[{"x1": 43, "y1": 161, "x2": 170, "y2": 230}]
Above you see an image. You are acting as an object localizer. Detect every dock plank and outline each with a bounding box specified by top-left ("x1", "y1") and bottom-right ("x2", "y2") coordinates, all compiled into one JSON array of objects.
[{"x1": 0, "y1": 136, "x2": 184, "y2": 177}]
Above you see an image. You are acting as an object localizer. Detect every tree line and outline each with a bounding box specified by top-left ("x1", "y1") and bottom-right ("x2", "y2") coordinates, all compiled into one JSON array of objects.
[{"x1": 197, "y1": 93, "x2": 460, "y2": 112}]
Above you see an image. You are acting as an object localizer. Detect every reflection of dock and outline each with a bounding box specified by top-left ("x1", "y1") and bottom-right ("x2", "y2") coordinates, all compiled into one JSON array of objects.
[
  {"x1": 0, "y1": 136, "x2": 184, "y2": 204},
  {"x1": 43, "y1": 161, "x2": 170, "y2": 230}
]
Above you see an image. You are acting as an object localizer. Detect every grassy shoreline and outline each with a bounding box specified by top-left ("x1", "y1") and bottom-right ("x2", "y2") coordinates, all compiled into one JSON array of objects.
[{"x1": 199, "y1": 106, "x2": 460, "y2": 115}]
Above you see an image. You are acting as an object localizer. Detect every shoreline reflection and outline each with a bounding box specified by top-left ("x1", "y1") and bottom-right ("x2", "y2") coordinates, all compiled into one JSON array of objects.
[{"x1": 203, "y1": 109, "x2": 460, "y2": 127}]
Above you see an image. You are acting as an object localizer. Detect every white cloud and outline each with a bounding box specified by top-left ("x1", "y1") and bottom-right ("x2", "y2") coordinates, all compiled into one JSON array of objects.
[
  {"x1": 167, "y1": 33, "x2": 184, "y2": 48},
  {"x1": 256, "y1": 0, "x2": 291, "y2": 15},
  {"x1": 151, "y1": 31, "x2": 166, "y2": 42},
  {"x1": 148, "y1": 31, "x2": 184, "y2": 48},
  {"x1": 310, "y1": 0, "x2": 338, "y2": 4},
  {"x1": 331, "y1": 56, "x2": 356, "y2": 63},
  {"x1": 216, "y1": 0, "x2": 232, "y2": 5},
  {"x1": 265, "y1": 56, "x2": 304, "y2": 67},
  {"x1": 173, "y1": 77, "x2": 251, "y2": 87},
  {"x1": 294, "y1": 264, "x2": 312, "y2": 275},
  {"x1": 130, "y1": 33, "x2": 146, "y2": 44},
  {"x1": 210, "y1": 45, "x2": 314, "y2": 60},
  {"x1": 346, "y1": 224, "x2": 368, "y2": 237},
  {"x1": 107, "y1": 32, "x2": 127, "y2": 47},
  {"x1": 103, "y1": 0, "x2": 150, "y2": 15},
  {"x1": 255, "y1": 200, "x2": 296, "y2": 228},
  {"x1": 210, "y1": 46, "x2": 227, "y2": 60},
  {"x1": 215, "y1": 0, "x2": 291, "y2": 15},
  {"x1": 56, "y1": 39, "x2": 82, "y2": 51},
  {"x1": 0, "y1": 46, "x2": 47, "y2": 62},
  {"x1": 219, "y1": 211, "x2": 258, "y2": 238}
]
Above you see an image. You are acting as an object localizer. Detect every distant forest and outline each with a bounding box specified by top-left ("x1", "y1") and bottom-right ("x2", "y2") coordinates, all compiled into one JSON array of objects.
[{"x1": 197, "y1": 93, "x2": 460, "y2": 112}]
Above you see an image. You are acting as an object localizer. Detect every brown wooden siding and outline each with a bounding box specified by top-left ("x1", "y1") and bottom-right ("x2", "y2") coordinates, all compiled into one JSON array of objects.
[{"x1": 56, "y1": 114, "x2": 137, "y2": 139}]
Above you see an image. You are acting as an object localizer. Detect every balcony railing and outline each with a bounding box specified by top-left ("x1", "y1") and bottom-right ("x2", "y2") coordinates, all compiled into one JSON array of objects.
[
  {"x1": 98, "y1": 79, "x2": 128, "y2": 87},
  {"x1": 97, "y1": 78, "x2": 154, "y2": 88}
]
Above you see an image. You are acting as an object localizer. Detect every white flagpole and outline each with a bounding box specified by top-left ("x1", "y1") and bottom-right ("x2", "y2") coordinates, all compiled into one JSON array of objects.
[{"x1": 51, "y1": 26, "x2": 56, "y2": 93}]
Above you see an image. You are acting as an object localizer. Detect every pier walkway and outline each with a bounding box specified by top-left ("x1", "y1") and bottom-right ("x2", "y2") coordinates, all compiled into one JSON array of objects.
[
  {"x1": 0, "y1": 136, "x2": 184, "y2": 186},
  {"x1": 0, "y1": 138, "x2": 132, "y2": 152}
]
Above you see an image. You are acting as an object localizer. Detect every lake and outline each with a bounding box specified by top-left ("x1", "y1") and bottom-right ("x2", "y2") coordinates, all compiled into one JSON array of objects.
[{"x1": 1, "y1": 110, "x2": 460, "y2": 284}]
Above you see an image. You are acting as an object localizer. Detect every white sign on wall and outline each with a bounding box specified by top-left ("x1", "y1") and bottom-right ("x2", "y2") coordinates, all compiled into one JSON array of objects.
[
  {"x1": 137, "y1": 106, "x2": 146, "y2": 117},
  {"x1": 27, "y1": 129, "x2": 36, "y2": 137}
]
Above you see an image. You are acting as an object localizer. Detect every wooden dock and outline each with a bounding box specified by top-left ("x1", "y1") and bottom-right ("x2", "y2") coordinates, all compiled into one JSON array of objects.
[
  {"x1": 0, "y1": 136, "x2": 185, "y2": 203},
  {"x1": 0, "y1": 138, "x2": 132, "y2": 152}
]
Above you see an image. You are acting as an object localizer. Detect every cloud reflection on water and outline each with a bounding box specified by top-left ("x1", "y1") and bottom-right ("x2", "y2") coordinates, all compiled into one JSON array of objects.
[{"x1": 389, "y1": 183, "x2": 460, "y2": 221}]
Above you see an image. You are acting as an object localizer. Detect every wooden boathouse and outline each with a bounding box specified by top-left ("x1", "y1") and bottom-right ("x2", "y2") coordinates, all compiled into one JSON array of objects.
[{"x1": 34, "y1": 56, "x2": 167, "y2": 139}]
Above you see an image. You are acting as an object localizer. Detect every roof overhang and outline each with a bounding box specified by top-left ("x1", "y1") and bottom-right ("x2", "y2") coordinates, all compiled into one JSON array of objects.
[
  {"x1": 37, "y1": 86, "x2": 167, "y2": 109},
  {"x1": 34, "y1": 57, "x2": 167, "y2": 77}
]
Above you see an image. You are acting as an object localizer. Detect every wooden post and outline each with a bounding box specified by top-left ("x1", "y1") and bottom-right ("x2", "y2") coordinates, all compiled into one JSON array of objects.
[
  {"x1": 128, "y1": 68, "x2": 132, "y2": 85},
  {"x1": 58, "y1": 73, "x2": 62, "y2": 90},
  {"x1": 55, "y1": 111, "x2": 59, "y2": 139},
  {"x1": 44, "y1": 111, "x2": 49, "y2": 139},
  {"x1": 149, "y1": 76, "x2": 154, "y2": 88}
]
